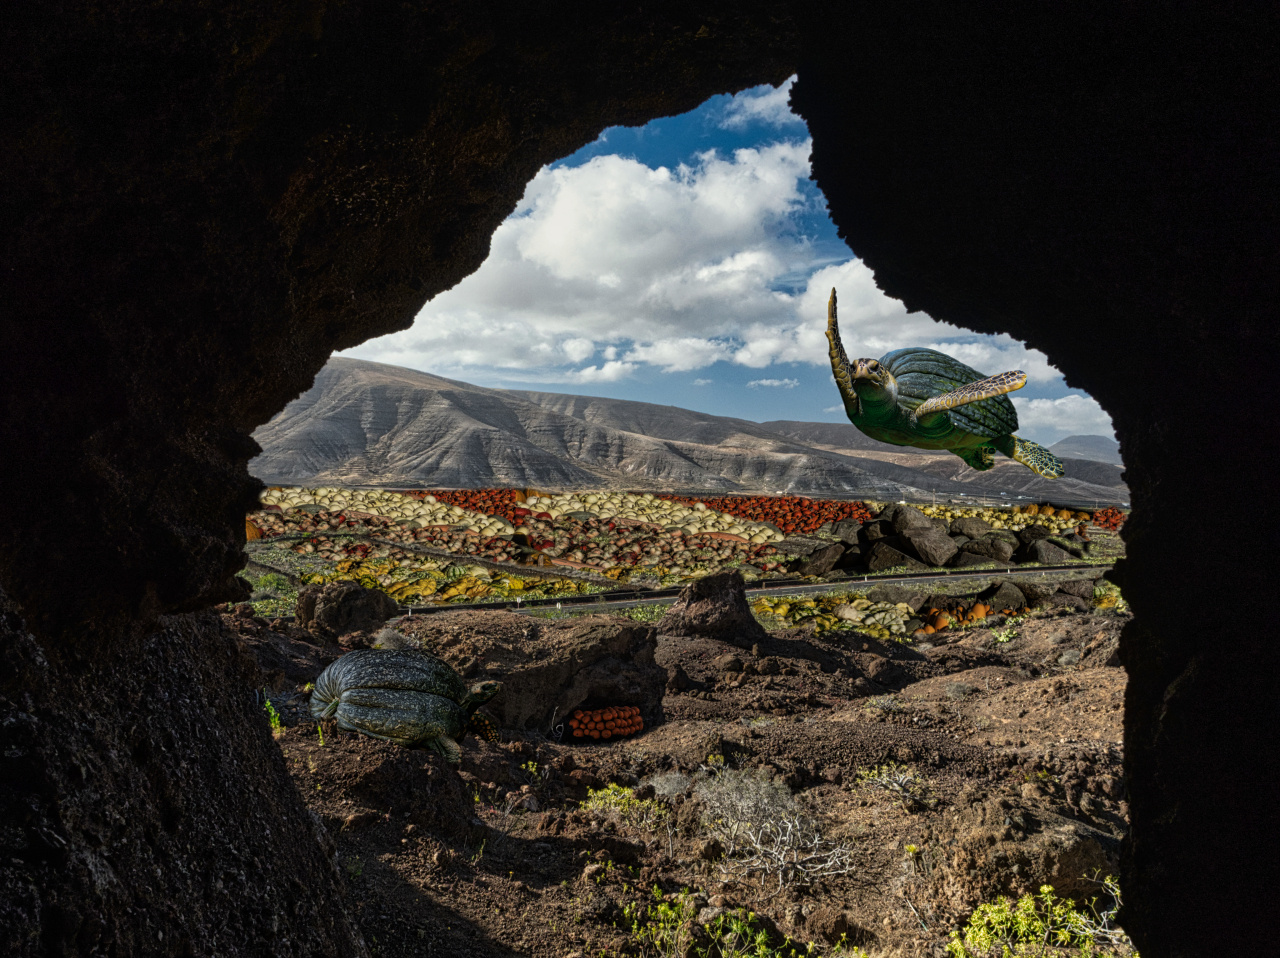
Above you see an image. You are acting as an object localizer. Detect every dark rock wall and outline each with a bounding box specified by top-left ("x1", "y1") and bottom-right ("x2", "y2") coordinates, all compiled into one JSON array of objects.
[
  {"x1": 792, "y1": 5, "x2": 1279, "y2": 955},
  {"x1": 1, "y1": 3, "x2": 799, "y2": 954},
  {"x1": 0, "y1": 589, "x2": 366, "y2": 955},
  {"x1": 2, "y1": 1, "x2": 1276, "y2": 955}
]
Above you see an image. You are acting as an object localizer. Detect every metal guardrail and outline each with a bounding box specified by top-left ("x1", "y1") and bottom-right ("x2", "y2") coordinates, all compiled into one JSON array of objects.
[{"x1": 250, "y1": 561, "x2": 1113, "y2": 623}]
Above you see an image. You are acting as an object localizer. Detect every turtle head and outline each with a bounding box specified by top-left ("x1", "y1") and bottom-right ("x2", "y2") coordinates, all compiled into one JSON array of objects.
[
  {"x1": 466, "y1": 680, "x2": 502, "y2": 706},
  {"x1": 850, "y1": 357, "x2": 898, "y2": 404}
]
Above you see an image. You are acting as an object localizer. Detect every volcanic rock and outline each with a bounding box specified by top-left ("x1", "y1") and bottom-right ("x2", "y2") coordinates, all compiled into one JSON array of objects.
[
  {"x1": 950, "y1": 516, "x2": 994, "y2": 538},
  {"x1": 899, "y1": 528, "x2": 959, "y2": 567},
  {"x1": 866, "y1": 541, "x2": 930, "y2": 573},
  {"x1": 794, "y1": 541, "x2": 846, "y2": 577},
  {"x1": 1016, "y1": 523, "x2": 1054, "y2": 546},
  {"x1": 866, "y1": 585, "x2": 926, "y2": 610},
  {"x1": 950, "y1": 550, "x2": 996, "y2": 569},
  {"x1": 295, "y1": 580, "x2": 398, "y2": 638},
  {"x1": 1048, "y1": 593, "x2": 1091, "y2": 613},
  {"x1": 1017, "y1": 581, "x2": 1060, "y2": 608},
  {"x1": 961, "y1": 535, "x2": 1017, "y2": 563},
  {"x1": 1014, "y1": 539, "x2": 1075, "y2": 565},
  {"x1": 399, "y1": 611, "x2": 664, "y2": 732},
  {"x1": 656, "y1": 570, "x2": 769, "y2": 646},
  {"x1": 831, "y1": 519, "x2": 864, "y2": 544},
  {"x1": 876, "y1": 503, "x2": 942, "y2": 535},
  {"x1": 859, "y1": 520, "x2": 893, "y2": 543},
  {"x1": 979, "y1": 581, "x2": 1029, "y2": 613},
  {"x1": 1056, "y1": 579, "x2": 1098, "y2": 600}
]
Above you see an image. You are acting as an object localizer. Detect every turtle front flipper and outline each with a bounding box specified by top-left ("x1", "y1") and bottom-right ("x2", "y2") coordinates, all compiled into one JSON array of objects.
[
  {"x1": 1007, "y1": 435, "x2": 1064, "y2": 478},
  {"x1": 911, "y1": 370, "x2": 1027, "y2": 422},
  {"x1": 825, "y1": 288, "x2": 861, "y2": 417},
  {"x1": 956, "y1": 445, "x2": 997, "y2": 471}
]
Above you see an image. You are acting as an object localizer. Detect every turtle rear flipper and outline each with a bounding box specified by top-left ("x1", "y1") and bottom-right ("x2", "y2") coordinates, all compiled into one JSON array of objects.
[
  {"x1": 911, "y1": 370, "x2": 1027, "y2": 421},
  {"x1": 956, "y1": 445, "x2": 997, "y2": 471},
  {"x1": 427, "y1": 735, "x2": 462, "y2": 764},
  {"x1": 1005, "y1": 435, "x2": 1064, "y2": 478}
]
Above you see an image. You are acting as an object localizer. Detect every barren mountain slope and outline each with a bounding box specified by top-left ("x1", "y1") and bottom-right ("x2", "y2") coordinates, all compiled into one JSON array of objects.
[
  {"x1": 250, "y1": 359, "x2": 1127, "y2": 503},
  {"x1": 1048, "y1": 434, "x2": 1123, "y2": 465}
]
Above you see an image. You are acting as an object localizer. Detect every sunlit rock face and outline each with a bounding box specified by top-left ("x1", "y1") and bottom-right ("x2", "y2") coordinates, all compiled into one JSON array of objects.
[
  {"x1": 1, "y1": 2, "x2": 1275, "y2": 956},
  {"x1": 792, "y1": 8, "x2": 1278, "y2": 955}
]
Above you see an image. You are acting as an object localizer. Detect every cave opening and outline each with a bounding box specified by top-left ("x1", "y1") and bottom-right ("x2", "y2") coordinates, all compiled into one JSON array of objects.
[{"x1": 1, "y1": 5, "x2": 1273, "y2": 957}]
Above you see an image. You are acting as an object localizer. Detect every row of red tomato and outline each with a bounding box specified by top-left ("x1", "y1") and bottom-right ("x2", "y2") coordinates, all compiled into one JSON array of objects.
[
  {"x1": 655, "y1": 494, "x2": 875, "y2": 535},
  {"x1": 408, "y1": 488, "x2": 529, "y2": 524},
  {"x1": 1091, "y1": 507, "x2": 1126, "y2": 531}
]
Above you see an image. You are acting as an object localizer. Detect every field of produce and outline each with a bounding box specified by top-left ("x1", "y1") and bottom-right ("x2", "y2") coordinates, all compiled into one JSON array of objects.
[{"x1": 241, "y1": 487, "x2": 1125, "y2": 621}]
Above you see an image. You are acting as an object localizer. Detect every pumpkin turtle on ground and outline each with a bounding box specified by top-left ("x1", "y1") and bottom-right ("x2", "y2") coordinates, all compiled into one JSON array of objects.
[
  {"x1": 825, "y1": 288, "x2": 1064, "y2": 478},
  {"x1": 310, "y1": 649, "x2": 502, "y2": 762}
]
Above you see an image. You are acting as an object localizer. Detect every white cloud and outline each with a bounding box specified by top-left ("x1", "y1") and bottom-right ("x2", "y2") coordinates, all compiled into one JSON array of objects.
[
  {"x1": 1011, "y1": 395, "x2": 1116, "y2": 444},
  {"x1": 748, "y1": 378, "x2": 799, "y2": 389},
  {"x1": 561, "y1": 337, "x2": 596, "y2": 363},
  {"x1": 569, "y1": 361, "x2": 637, "y2": 383},
  {"x1": 692, "y1": 378, "x2": 713, "y2": 386},
  {"x1": 624, "y1": 338, "x2": 733, "y2": 371},
  {"x1": 344, "y1": 140, "x2": 818, "y2": 378},
  {"x1": 823, "y1": 405, "x2": 845, "y2": 413},
  {"x1": 338, "y1": 110, "x2": 1086, "y2": 411},
  {"x1": 720, "y1": 76, "x2": 805, "y2": 130}
]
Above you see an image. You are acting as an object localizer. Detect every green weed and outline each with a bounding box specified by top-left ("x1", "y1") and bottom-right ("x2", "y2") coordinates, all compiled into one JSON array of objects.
[
  {"x1": 855, "y1": 762, "x2": 937, "y2": 812},
  {"x1": 262, "y1": 696, "x2": 282, "y2": 731},
  {"x1": 946, "y1": 875, "x2": 1138, "y2": 957}
]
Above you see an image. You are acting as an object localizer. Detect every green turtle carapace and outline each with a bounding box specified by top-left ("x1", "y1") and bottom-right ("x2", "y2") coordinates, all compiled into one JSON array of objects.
[
  {"x1": 825, "y1": 288, "x2": 1064, "y2": 478},
  {"x1": 310, "y1": 649, "x2": 502, "y2": 762}
]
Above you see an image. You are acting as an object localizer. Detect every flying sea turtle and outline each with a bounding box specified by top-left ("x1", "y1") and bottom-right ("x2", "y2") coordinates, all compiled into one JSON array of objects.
[
  {"x1": 825, "y1": 288, "x2": 1064, "y2": 478},
  {"x1": 310, "y1": 649, "x2": 502, "y2": 762}
]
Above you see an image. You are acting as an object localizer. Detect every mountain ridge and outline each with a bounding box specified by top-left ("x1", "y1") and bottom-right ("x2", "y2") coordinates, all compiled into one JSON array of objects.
[{"x1": 250, "y1": 358, "x2": 1127, "y2": 504}]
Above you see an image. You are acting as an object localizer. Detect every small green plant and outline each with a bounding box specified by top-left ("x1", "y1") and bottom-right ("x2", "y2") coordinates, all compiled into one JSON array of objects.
[
  {"x1": 620, "y1": 886, "x2": 697, "y2": 958},
  {"x1": 579, "y1": 783, "x2": 670, "y2": 829},
  {"x1": 619, "y1": 603, "x2": 669, "y2": 624},
  {"x1": 946, "y1": 875, "x2": 1138, "y2": 957},
  {"x1": 855, "y1": 762, "x2": 937, "y2": 811},
  {"x1": 316, "y1": 724, "x2": 325, "y2": 747},
  {"x1": 1024, "y1": 768, "x2": 1059, "y2": 787},
  {"x1": 257, "y1": 572, "x2": 291, "y2": 593},
  {"x1": 344, "y1": 855, "x2": 363, "y2": 879},
  {"x1": 991, "y1": 625, "x2": 1018, "y2": 644},
  {"x1": 302, "y1": 681, "x2": 314, "y2": 693},
  {"x1": 262, "y1": 696, "x2": 282, "y2": 731},
  {"x1": 865, "y1": 695, "x2": 903, "y2": 713},
  {"x1": 701, "y1": 752, "x2": 727, "y2": 773},
  {"x1": 469, "y1": 839, "x2": 486, "y2": 866},
  {"x1": 618, "y1": 887, "x2": 868, "y2": 958},
  {"x1": 521, "y1": 759, "x2": 551, "y2": 790}
]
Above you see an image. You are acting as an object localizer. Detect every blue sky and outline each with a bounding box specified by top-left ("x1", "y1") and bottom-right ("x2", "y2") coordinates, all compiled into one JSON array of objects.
[{"x1": 339, "y1": 78, "x2": 1114, "y2": 444}]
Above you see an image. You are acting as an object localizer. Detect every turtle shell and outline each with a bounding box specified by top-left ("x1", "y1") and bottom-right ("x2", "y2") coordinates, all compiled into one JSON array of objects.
[
  {"x1": 311, "y1": 648, "x2": 467, "y2": 717},
  {"x1": 878, "y1": 347, "x2": 1019, "y2": 439},
  {"x1": 328, "y1": 688, "x2": 465, "y2": 748}
]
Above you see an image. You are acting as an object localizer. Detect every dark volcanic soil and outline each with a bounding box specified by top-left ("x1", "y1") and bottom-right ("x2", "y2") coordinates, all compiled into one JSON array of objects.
[{"x1": 231, "y1": 584, "x2": 1130, "y2": 957}]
